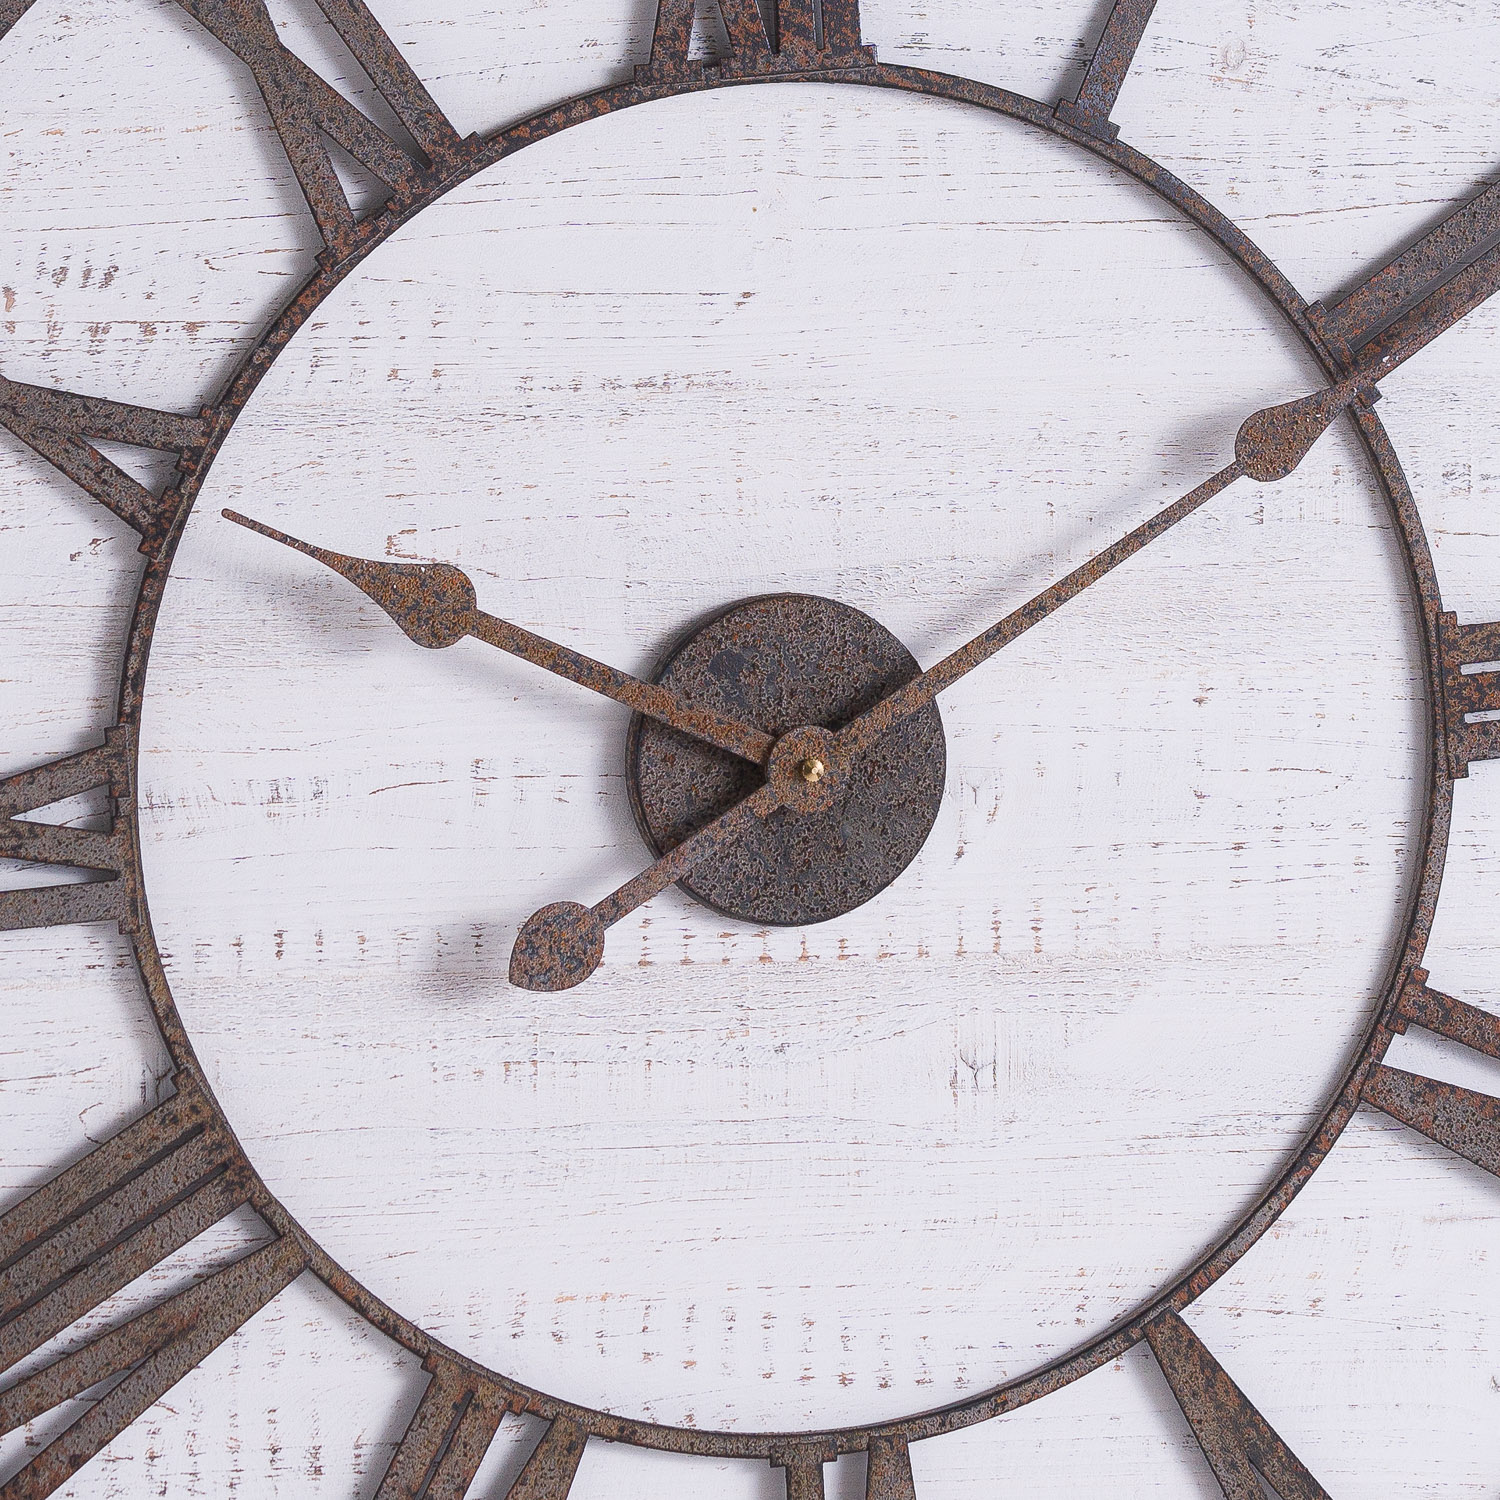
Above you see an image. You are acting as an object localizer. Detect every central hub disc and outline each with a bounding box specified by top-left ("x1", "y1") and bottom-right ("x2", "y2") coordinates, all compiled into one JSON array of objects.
[{"x1": 626, "y1": 594, "x2": 947, "y2": 926}]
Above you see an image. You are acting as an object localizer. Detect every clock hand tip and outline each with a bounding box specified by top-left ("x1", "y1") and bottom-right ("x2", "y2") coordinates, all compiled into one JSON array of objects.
[
  {"x1": 222, "y1": 509, "x2": 476, "y2": 647},
  {"x1": 510, "y1": 901, "x2": 606, "y2": 992},
  {"x1": 222, "y1": 507, "x2": 272, "y2": 537},
  {"x1": 220, "y1": 507, "x2": 312, "y2": 554}
]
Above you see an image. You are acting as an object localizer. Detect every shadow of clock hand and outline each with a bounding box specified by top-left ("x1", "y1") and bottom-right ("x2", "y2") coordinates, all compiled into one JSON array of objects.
[
  {"x1": 833, "y1": 376, "x2": 1366, "y2": 757},
  {"x1": 222, "y1": 510, "x2": 774, "y2": 765}
]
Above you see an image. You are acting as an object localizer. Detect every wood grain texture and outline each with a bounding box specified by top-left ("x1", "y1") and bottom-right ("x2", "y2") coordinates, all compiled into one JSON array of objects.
[
  {"x1": 0, "y1": 0, "x2": 1497, "y2": 1494},
  {"x1": 136, "y1": 79, "x2": 1422, "y2": 1430}
]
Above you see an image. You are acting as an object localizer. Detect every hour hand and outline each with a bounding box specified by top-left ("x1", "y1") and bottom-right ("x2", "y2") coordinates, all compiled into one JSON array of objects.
[
  {"x1": 222, "y1": 511, "x2": 773, "y2": 765},
  {"x1": 509, "y1": 725, "x2": 836, "y2": 991},
  {"x1": 510, "y1": 780, "x2": 786, "y2": 992}
]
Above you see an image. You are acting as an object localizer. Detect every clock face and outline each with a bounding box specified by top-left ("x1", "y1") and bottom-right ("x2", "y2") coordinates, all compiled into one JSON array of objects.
[
  {"x1": 3, "y1": 1, "x2": 1500, "y2": 1496},
  {"x1": 135, "y1": 85, "x2": 1425, "y2": 1432}
]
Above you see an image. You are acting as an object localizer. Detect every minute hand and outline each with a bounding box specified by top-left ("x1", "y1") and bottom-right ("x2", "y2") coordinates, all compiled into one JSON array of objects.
[{"x1": 836, "y1": 378, "x2": 1364, "y2": 757}]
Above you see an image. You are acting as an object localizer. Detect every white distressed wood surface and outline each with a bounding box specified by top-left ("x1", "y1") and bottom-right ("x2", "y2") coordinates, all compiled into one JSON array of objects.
[{"x1": 1, "y1": 0, "x2": 1498, "y2": 1495}]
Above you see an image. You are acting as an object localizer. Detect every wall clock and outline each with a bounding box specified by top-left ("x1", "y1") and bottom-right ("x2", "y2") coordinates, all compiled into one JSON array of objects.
[{"x1": 2, "y1": 0, "x2": 1498, "y2": 1495}]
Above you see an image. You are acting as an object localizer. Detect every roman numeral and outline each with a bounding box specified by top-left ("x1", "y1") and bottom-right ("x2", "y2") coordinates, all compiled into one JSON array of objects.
[
  {"x1": 503, "y1": 1417, "x2": 588, "y2": 1499},
  {"x1": 0, "y1": 728, "x2": 140, "y2": 936},
  {"x1": 1054, "y1": 0, "x2": 1159, "y2": 142},
  {"x1": 0, "y1": 376, "x2": 209, "y2": 554},
  {"x1": 1145, "y1": 1311, "x2": 1330, "y2": 1500},
  {"x1": 772, "y1": 1445, "x2": 833, "y2": 1500},
  {"x1": 373, "y1": 1358, "x2": 506, "y2": 1500},
  {"x1": 1362, "y1": 971, "x2": 1500, "y2": 1177},
  {"x1": 1308, "y1": 177, "x2": 1500, "y2": 378},
  {"x1": 644, "y1": 0, "x2": 873, "y2": 80},
  {"x1": 1436, "y1": 612, "x2": 1500, "y2": 778},
  {"x1": 383, "y1": 1410, "x2": 586, "y2": 1500},
  {"x1": 172, "y1": 0, "x2": 466, "y2": 262},
  {"x1": 0, "y1": 1081, "x2": 289, "y2": 1497},
  {"x1": 865, "y1": 1436, "x2": 917, "y2": 1499},
  {"x1": 0, "y1": 1082, "x2": 255, "y2": 1377},
  {"x1": 0, "y1": 1236, "x2": 305, "y2": 1500}
]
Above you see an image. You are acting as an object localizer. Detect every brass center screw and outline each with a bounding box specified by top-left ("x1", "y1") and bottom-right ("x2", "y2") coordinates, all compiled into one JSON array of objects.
[{"x1": 799, "y1": 757, "x2": 827, "y2": 784}]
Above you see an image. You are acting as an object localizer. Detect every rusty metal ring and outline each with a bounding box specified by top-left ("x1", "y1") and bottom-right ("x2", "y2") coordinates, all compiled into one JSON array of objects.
[{"x1": 113, "y1": 59, "x2": 1448, "y2": 1465}]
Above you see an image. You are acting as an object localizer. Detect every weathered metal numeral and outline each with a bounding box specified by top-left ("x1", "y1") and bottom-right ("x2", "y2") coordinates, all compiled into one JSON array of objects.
[
  {"x1": 373, "y1": 1356, "x2": 508, "y2": 1500},
  {"x1": 1436, "y1": 612, "x2": 1500, "y2": 778},
  {"x1": 0, "y1": 727, "x2": 140, "y2": 935},
  {"x1": 503, "y1": 1417, "x2": 588, "y2": 1499},
  {"x1": 0, "y1": 1082, "x2": 289, "y2": 1498},
  {"x1": 772, "y1": 1443, "x2": 836, "y2": 1500},
  {"x1": 1055, "y1": 0, "x2": 1159, "y2": 142},
  {"x1": 0, "y1": 376, "x2": 208, "y2": 554},
  {"x1": 866, "y1": 1435, "x2": 918, "y2": 1498},
  {"x1": 1364, "y1": 970, "x2": 1500, "y2": 1176},
  {"x1": 1145, "y1": 1311, "x2": 1330, "y2": 1500},
  {"x1": 173, "y1": 0, "x2": 464, "y2": 260},
  {"x1": 0, "y1": 1082, "x2": 255, "y2": 1373},
  {"x1": 645, "y1": 0, "x2": 873, "y2": 80},
  {"x1": 1309, "y1": 178, "x2": 1500, "y2": 376},
  {"x1": 0, "y1": 1237, "x2": 305, "y2": 1500}
]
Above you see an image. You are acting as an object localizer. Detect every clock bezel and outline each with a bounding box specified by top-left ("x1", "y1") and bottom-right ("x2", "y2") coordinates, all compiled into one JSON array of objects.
[{"x1": 109, "y1": 60, "x2": 1451, "y2": 1461}]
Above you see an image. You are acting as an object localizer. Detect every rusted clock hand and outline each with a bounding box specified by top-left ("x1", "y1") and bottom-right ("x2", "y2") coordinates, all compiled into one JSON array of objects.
[
  {"x1": 223, "y1": 510, "x2": 774, "y2": 765},
  {"x1": 511, "y1": 784, "x2": 784, "y2": 992},
  {"x1": 509, "y1": 726, "x2": 839, "y2": 991},
  {"x1": 836, "y1": 228, "x2": 1500, "y2": 757},
  {"x1": 833, "y1": 374, "x2": 1369, "y2": 757},
  {"x1": 506, "y1": 376, "x2": 1369, "y2": 993}
]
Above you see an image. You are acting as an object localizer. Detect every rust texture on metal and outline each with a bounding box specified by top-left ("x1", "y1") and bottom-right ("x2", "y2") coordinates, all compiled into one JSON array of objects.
[
  {"x1": 643, "y1": 0, "x2": 876, "y2": 82},
  {"x1": 1145, "y1": 1311, "x2": 1330, "y2": 1500},
  {"x1": 172, "y1": 0, "x2": 469, "y2": 262},
  {"x1": 865, "y1": 1436, "x2": 918, "y2": 1499},
  {"x1": 773, "y1": 1446, "x2": 833, "y2": 1500},
  {"x1": 0, "y1": 725, "x2": 140, "y2": 935},
  {"x1": 1436, "y1": 609, "x2": 1500, "y2": 776},
  {"x1": 1053, "y1": 0, "x2": 1158, "y2": 141},
  {"x1": 1373, "y1": 967, "x2": 1500, "y2": 1179},
  {"x1": 510, "y1": 781, "x2": 782, "y2": 992},
  {"x1": 629, "y1": 594, "x2": 947, "y2": 925},
  {"x1": 0, "y1": 1077, "x2": 306, "y2": 1496},
  {"x1": 1362, "y1": 1065, "x2": 1500, "y2": 1178},
  {"x1": 0, "y1": 1079, "x2": 252, "y2": 1376},
  {"x1": 0, "y1": 1237, "x2": 306, "y2": 1499},
  {"x1": 225, "y1": 509, "x2": 775, "y2": 764},
  {"x1": 1309, "y1": 177, "x2": 1500, "y2": 368},
  {"x1": 0, "y1": 372, "x2": 208, "y2": 555},
  {"x1": 504, "y1": 1418, "x2": 589, "y2": 1500},
  {"x1": 373, "y1": 1356, "x2": 508, "y2": 1500},
  {"x1": 5, "y1": 0, "x2": 1500, "y2": 1483},
  {"x1": 1393, "y1": 968, "x2": 1500, "y2": 1058},
  {"x1": 0, "y1": 1, "x2": 39, "y2": 45}
]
